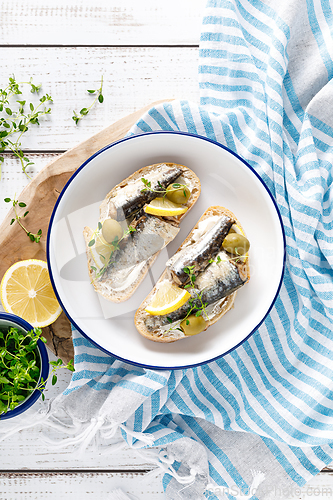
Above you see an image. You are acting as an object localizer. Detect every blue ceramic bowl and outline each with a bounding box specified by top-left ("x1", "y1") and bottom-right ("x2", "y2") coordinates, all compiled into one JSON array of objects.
[{"x1": 0, "y1": 312, "x2": 49, "y2": 420}]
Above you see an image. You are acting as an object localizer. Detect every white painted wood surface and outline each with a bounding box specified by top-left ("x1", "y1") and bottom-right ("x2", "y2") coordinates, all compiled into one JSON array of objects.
[
  {"x1": 1, "y1": 471, "x2": 333, "y2": 500},
  {"x1": 0, "y1": 1, "x2": 332, "y2": 498},
  {"x1": 0, "y1": 0, "x2": 205, "y2": 46},
  {"x1": 0, "y1": 47, "x2": 200, "y2": 151}
]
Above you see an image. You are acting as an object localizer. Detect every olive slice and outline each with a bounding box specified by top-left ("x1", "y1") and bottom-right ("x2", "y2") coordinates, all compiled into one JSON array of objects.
[
  {"x1": 102, "y1": 218, "x2": 123, "y2": 244},
  {"x1": 222, "y1": 233, "x2": 250, "y2": 256},
  {"x1": 180, "y1": 315, "x2": 207, "y2": 336},
  {"x1": 166, "y1": 184, "x2": 191, "y2": 204}
]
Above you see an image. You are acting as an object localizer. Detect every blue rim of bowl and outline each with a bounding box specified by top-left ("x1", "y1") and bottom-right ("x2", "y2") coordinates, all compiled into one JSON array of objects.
[
  {"x1": 0, "y1": 312, "x2": 49, "y2": 419},
  {"x1": 46, "y1": 130, "x2": 286, "y2": 370}
]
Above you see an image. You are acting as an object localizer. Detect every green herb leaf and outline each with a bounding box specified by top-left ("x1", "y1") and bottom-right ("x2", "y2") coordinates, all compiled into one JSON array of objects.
[
  {"x1": 88, "y1": 239, "x2": 95, "y2": 247},
  {"x1": 73, "y1": 76, "x2": 104, "y2": 124}
]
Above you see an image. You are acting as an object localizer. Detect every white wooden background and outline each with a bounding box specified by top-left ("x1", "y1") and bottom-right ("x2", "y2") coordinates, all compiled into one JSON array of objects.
[{"x1": 0, "y1": 1, "x2": 332, "y2": 498}]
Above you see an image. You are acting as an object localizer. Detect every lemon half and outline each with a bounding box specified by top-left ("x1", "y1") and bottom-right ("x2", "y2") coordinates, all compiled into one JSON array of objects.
[
  {"x1": 145, "y1": 281, "x2": 191, "y2": 316},
  {"x1": 144, "y1": 198, "x2": 188, "y2": 217},
  {"x1": 1, "y1": 259, "x2": 62, "y2": 328}
]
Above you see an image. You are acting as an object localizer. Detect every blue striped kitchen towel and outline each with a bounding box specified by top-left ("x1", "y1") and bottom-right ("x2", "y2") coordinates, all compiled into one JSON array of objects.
[{"x1": 24, "y1": 1, "x2": 333, "y2": 499}]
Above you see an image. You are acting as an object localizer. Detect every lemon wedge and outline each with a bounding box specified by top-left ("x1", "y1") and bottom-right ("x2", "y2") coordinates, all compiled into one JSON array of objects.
[
  {"x1": 90, "y1": 231, "x2": 114, "y2": 270},
  {"x1": 0, "y1": 259, "x2": 62, "y2": 328},
  {"x1": 145, "y1": 281, "x2": 191, "y2": 316},
  {"x1": 230, "y1": 223, "x2": 245, "y2": 236},
  {"x1": 144, "y1": 198, "x2": 188, "y2": 216}
]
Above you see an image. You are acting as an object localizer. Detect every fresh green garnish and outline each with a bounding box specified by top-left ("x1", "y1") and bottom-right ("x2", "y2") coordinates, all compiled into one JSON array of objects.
[
  {"x1": 0, "y1": 326, "x2": 74, "y2": 417},
  {"x1": 0, "y1": 76, "x2": 52, "y2": 179},
  {"x1": 209, "y1": 251, "x2": 247, "y2": 265},
  {"x1": 90, "y1": 224, "x2": 136, "y2": 281},
  {"x1": 4, "y1": 197, "x2": 42, "y2": 243},
  {"x1": 165, "y1": 265, "x2": 209, "y2": 334},
  {"x1": 208, "y1": 255, "x2": 222, "y2": 264},
  {"x1": 72, "y1": 75, "x2": 104, "y2": 125},
  {"x1": 140, "y1": 177, "x2": 189, "y2": 201}
]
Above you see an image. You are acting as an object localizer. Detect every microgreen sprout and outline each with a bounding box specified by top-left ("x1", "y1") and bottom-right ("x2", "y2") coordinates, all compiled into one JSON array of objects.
[
  {"x1": 4, "y1": 197, "x2": 42, "y2": 243},
  {"x1": 140, "y1": 178, "x2": 189, "y2": 200},
  {"x1": 72, "y1": 75, "x2": 104, "y2": 125},
  {"x1": 0, "y1": 76, "x2": 52, "y2": 179},
  {"x1": 165, "y1": 266, "x2": 209, "y2": 335},
  {"x1": 0, "y1": 326, "x2": 74, "y2": 417}
]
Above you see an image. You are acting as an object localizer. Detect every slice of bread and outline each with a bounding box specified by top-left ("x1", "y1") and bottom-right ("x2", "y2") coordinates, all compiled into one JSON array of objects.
[
  {"x1": 84, "y1": 163, "x2": 201, "y2": 302},
  {"x1": 134, "y1": 206, "x2": 250, "y2": 342}
]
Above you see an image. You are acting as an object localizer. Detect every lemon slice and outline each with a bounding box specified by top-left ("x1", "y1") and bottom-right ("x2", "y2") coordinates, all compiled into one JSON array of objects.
[
  {"x1": 230, "y1": 223, "x2": 245, "y2": 236},
  {"x1": 145, "y1": 281, "x2": 191, "y2": 316},
  {"x1": 0, "y1": 259, "x2": 62, "y2": 328},
  {"x1": 144, "y1": 198, "x2": 188, "y2": 216},
  {"x1": 90, "y1": 230, "x2": 114, "y2": 270}
]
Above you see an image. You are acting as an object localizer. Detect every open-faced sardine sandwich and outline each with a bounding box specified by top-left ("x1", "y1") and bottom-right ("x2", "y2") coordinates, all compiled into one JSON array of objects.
[
  {"x1": 83, "y1": 163, "x2": 201, "y2": 302},
  {"x1": 134, "y1": 206, "x2": 250, "y2": 342}
]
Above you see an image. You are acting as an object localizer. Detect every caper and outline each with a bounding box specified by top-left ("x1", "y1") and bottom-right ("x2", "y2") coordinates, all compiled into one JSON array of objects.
[
  {"x1": 101, "y1": 218, "x2": 123, "y2": 244},
  {"x1": 222, "y1": 233, "x2": 250, "y2": 255},
  {"x1": 166, "y1": 183, "x2": 191, "y2": 204},
  {"x1": 180, "y1": 314, "x2": 207, "y2": 336}
]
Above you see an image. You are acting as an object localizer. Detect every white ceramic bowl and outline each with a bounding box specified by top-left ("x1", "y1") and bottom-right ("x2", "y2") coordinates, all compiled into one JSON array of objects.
[{"x1": 47, "y1": 131, "x2": 285, "y2": 369}]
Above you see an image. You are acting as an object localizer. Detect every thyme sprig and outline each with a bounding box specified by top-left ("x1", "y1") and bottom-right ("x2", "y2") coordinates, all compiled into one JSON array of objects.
[
  {"x1": 140, "y1": 178, "x2": 188, "y2": 200},
  {"x1": 165, "y1": 265, "x2": 209, "y2": 334},
  {"x1": 0, "y1": 327, "x2": 74, "y2": 416},
  {"x1": 4, "y1": 197, "x2": 42, "y2": 243},
  {"x1": 72, "y1": 75, "x2": 104, "y2": 125},
  {"x1": 0, "y1": 76, "x2": 52, "y2": 179},
  {"x1": 209, "y1": 249, "x2": 248, "y2": 265},
  {"x1": 89, "y1": 224, "x2": 136, "y2": 281}
]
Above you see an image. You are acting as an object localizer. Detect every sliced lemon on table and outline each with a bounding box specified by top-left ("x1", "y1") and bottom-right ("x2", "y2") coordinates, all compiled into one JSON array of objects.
[
  {"x1": 0, "y1": 259, "x2": 62, "y2": 328},
  {"x1": 145, "y1": 281, "x2": 191, "y2": 316},
  {"x1": 90, "y1": 230, "x2": 114, "y2": 270},
  {"x1": 144, "y1": 197, "x2": 188, "y2": 216}
]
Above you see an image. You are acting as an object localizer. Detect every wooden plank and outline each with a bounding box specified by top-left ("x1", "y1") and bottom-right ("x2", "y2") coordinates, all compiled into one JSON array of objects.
[
  {"x1": 0, "y1": 47, "x2": 200, "y2": 151},
  {"x1": 1, "y1": 471, "x2": 333, "y2": 499},
  {"x1": 0, "y1": 472, "x2": 164, "y2": 499},
  {"x1": 0, "y1": 347, "x2": 159, "y2": 471},
  {"x1": 0, "y1": 0, "x2": 205, "y2": 46},
  {"x1": 0, "y1": 100, "x2": 172, "y2": 362},
  {"x1": 0, "y1": 154, "x2": 57, "y2": 225}
]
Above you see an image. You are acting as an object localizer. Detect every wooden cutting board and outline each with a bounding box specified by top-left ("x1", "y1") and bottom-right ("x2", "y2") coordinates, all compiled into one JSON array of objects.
[{"x1": 0, "y1": 100, "x2": 172, "y2": 363}]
